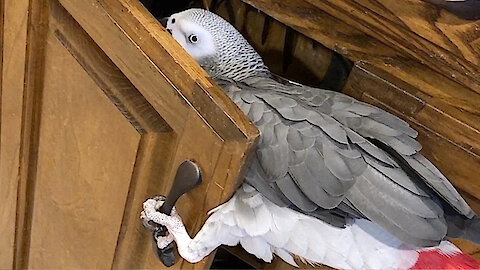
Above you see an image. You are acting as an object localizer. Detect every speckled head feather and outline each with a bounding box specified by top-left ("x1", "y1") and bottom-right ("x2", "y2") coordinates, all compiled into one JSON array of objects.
[{"x1": 166, "y1": 9, "x2": 269, "y2": 81}]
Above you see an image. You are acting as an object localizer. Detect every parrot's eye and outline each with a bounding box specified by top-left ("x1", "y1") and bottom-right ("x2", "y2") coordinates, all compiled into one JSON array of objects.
[{"x1": 188, "y1": 34, "x2": 198, "y2": 44}]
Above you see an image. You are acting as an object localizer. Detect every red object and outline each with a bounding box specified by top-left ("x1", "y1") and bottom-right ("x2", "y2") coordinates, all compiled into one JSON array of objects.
[{"x1": 410, "y1": 250, "x2": 480, "y2": 269}]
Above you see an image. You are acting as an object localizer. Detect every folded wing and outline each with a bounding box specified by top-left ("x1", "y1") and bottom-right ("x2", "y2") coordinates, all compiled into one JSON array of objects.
[{"x1": 220, "y1": 76, "x2": 474, "y2": 247}]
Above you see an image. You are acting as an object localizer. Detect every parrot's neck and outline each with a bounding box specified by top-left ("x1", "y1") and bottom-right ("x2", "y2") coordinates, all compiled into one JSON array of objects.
[
  {"x1": 201, "y1": 31, "x2": 271, "y2": 81},
  {"x1": 200, "y1": 53, "x2": 270, "y2": 81}
]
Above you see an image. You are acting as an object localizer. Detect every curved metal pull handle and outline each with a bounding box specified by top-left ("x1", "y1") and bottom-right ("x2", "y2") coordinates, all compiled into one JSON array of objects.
[{"x1": 150, "y1": 160, "x2": 202, "y2": 267}]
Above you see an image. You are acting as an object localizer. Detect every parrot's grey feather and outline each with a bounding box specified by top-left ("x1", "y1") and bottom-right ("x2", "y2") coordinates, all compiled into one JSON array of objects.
[
  {"x1": 255, "y1": 113, "x2": 289, "y2": 181},
  {"x1": 358, "y1": 118, "x2": 404, "y2": 137},
  {"x1": 359, "y1": 163, "x2": 444, "y2": 219},
  {"x1": 276, "y1": 173, "x2": 318, "y2": 212},
  {"x1": 337, "y1": 199, "x2": 367, "y2": 219},
  {"x1": 244, "y1": 159, "x2": 290, "y2": 207},
  {"x1": 287, "y1": 127, "x2": 316, "y2": 151},
  {"x1": 295, "y1": 206, "x2": 349, "y2": 227},
  {"x1": 446, "y1": 215, "x2": 480, "y2": 243},
  {"x1": 346, "y1": 129, "x2": 397, "y2": 166},
  {"x1": 289, "y1": 153, "x2": 345, "y2": 208},
  {"x1": 369, "y1": 113, "x2": 418, "y2": 137},
  {"x1": 218, "y1": 76, "x2": 475, "y2": 247},
  {"x1": 364, "y1": 156, "x2": 429, "y2": 197},
  {"x1": 405, "y1": 154, "x2": 475, "y2": 218},
  {"x1": 173, "y1": 182, "x2": 431, "y2": 269},
  {"x1": 322, "y1": 140, "x2": 357, "y2": 181},
  {"x1": 378, "y1": 136, "x2": 420, "y2": 156},
  {"x1": 347, "y1": 181, "x2": 443, "y2": 247}
]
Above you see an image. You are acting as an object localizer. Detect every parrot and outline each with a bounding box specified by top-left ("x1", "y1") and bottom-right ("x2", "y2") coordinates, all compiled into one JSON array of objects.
[{"x1": 141, "y1": 8, "x2": 480, "y2": 269}]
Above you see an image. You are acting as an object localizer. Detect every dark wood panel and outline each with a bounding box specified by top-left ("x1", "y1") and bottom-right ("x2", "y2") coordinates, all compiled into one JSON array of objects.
[
  {"x1": 307, "y1": 0, "x2": 480, "y2": 81},
  {"x1": 242, "y1": 0, "x2": 480, "y2": 94}
]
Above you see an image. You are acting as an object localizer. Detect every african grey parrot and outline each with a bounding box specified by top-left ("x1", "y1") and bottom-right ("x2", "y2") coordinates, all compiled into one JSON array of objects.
[{"x1": 141, "y1": 9, "x2": 480, "y2": 269}]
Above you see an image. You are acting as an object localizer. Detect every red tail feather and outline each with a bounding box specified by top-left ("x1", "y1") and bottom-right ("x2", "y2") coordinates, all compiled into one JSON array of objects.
[{"x1": 411, "y1": 250, "x2": 480, "y2": 269}]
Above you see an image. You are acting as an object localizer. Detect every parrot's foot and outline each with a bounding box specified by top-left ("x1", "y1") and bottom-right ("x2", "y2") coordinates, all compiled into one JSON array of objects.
[
  {"x1": 140, "y1": 199, "x2": 173, "y2": 250},
  {"x1": 141, "y1": 198, "x2": 206, "y2": 263},
  {"x1": 155, "y1": 233, "x2": 174, "y2": 249},
  {"x1": 142, "y1": 198, "x2": 184, "y2": 229}
]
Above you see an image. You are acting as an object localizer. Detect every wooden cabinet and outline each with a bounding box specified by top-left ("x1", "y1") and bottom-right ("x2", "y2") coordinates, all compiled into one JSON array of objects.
[{"x1": 0, "y1": 0, "x2": 258, "y2": 269}]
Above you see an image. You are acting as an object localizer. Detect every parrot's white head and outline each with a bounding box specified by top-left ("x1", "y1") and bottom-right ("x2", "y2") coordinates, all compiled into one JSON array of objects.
[{"x1": 166, "y1": 9, "x2": 269, "y2": 81}]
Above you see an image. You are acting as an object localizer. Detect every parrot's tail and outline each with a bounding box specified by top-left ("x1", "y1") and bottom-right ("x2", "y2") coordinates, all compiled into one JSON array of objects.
[{"x1": 411, "y1": 241, "x2": 480, "y2": 269}]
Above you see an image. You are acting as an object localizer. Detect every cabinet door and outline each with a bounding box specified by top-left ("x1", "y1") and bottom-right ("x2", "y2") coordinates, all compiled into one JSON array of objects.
[{"x1": 0, "y1": 0, "x2": 259, "y2": 269}]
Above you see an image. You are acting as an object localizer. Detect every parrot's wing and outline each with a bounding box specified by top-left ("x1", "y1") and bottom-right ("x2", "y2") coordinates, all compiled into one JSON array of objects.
[
  {"x1": 220, "y1": 77, "x2": 474, "y2": 247},
  {"x1": 245, "y1": 76, "x2": 473, "y2": 217}
]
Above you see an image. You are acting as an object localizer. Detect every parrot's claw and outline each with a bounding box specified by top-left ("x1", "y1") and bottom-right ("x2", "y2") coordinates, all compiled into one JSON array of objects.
[
  {"x1": 142, "y1": 198, "x2": 182, "y2": 229},
  {"x1": 154, "y1": 231, "x2": 175, "y2": 249}
]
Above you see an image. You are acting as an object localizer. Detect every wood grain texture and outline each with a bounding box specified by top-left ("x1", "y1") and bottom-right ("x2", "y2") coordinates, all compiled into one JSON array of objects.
[
  {"x1": 452, "y1": 191, "x2": 480, "y2": 260},
  {"x1": 57, "y1": 0, "x2": 259, "y2": 212},
  {"x1": 422, "y1": 0, "x2": 480, "y2": 20},
  {"x1": 50, "y1": 1, "x2": 169, "y2": 135},
  {"x1": 1, "y1": 0, "x2": 259, "y2": 268},
  {"x1": 26, "y1": 23, "x2": 142, "y2": 268},
  {"x1": 46, "y1": 3, "x2": 179, "y2": 269},
  {"x1": 0, "y1": 0, "x2": 29, "y2": 267},
  {"x1": 11, "y1": 0, "x2": 49, "y2": 269},
  {"x1": 3, "y1": 0, "x2": 259, "y2": 268},
  {"x1": 242, "y1": 0, "x2": 480, "y2": 94},
  {"x1": 307, "y1": 0, "x2": 480, "y2": 89},
  {"x1": 41, "y1": 3, "x2": 177, "y2": 268},
  {"x1": 112, "y1": 133, "x2": 177, "y2": 269},
  {"x1": 60, "y1": 0, "x2": 258, "y2": 142},
  {"x1": 239, "y1": 0, "x2": 480, "y2": 123},
  {"x1": 221, "y1": 246, "x2": 265, "y2": 269},
  {"x1": 0, "y1": 0, "x2": 3, "y2": 106}
]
